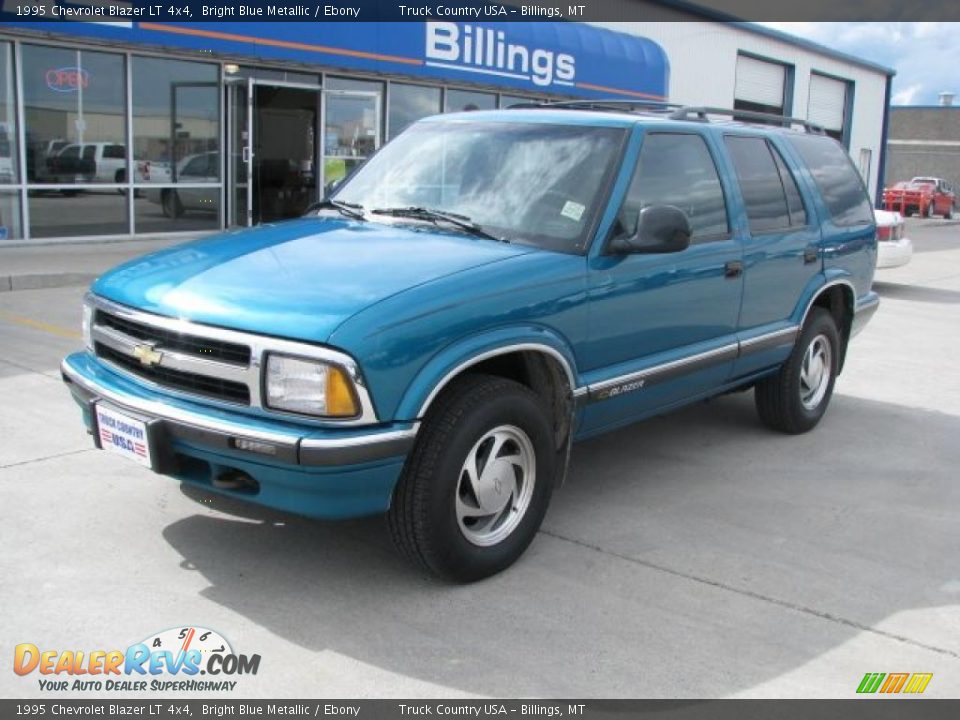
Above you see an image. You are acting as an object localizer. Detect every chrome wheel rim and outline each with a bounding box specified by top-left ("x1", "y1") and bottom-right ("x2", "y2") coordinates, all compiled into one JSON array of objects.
[
  {"x1": 800, "y1": 334, "x2": 832, "y2": 410},
  {"x1": 455, "y1": 425, "x2": 536, "y2": 547}
]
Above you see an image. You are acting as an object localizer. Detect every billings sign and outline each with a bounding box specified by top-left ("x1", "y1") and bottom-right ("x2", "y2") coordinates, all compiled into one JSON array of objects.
[
  {"x1": 425, "y1": 21, "x2": 575, "y2": 89},
  {"x1": 5, "y1": 20, "x2": 668, "y2": 101}
]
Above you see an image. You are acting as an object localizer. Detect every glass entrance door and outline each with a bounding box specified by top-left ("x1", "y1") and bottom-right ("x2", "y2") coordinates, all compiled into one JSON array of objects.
[
  {"x1": 226, "y1": 79, "x2": 250, "y2": 227},
  {"x1": 322, "y1": 89, "x2": 380, "y2": 196},
  {"x1": 227, "y1": 81, "x2": 379, "y2": 227}
]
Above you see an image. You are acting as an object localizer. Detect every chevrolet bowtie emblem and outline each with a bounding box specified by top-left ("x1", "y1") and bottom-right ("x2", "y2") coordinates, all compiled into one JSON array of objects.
[{"x1": 132, "y1": 344, "x2": 163, "y2": 367}]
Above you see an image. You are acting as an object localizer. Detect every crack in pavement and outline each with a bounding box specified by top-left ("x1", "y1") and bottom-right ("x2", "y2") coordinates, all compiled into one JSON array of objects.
[
  {"x1": 0, "y1": 447, "x2": 94, "y2": 471},
  {"x1": 0, "y1": 356, "x2": 64, "y2": 381},
  {"x1": 540, "y1": 528, "x2": 960, "y2": 661}
]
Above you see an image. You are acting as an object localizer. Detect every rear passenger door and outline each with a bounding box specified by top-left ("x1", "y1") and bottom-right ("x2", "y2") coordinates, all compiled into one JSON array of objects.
[
  {"x1": 580, "y1": 131, "x2": 744, "y2": 435},
  {"x1": 723, "y1": 134, "x2": 821, "y2": 379}
]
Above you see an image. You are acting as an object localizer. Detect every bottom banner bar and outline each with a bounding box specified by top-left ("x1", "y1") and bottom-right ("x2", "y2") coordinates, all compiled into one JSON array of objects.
[{"x1": 1, "y1": 700, "x2": 959, "y2": 720}]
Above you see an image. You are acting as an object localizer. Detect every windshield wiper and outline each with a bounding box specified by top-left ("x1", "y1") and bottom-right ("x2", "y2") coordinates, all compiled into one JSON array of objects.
[
  {"x1": 371, "y1": 206, "x2": 506, "y2": 242},
  {"x1": 305, "y1": 199, "x2": 366, "y2": 221}
]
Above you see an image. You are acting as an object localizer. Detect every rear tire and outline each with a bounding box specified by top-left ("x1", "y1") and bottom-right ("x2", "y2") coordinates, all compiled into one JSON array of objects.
[
  {"x1": 755, "y1": 308, "x2": 840, "y2": 434},
  {"x1": 945, "y1": 203, "x2": 954, "y2": 220},
  {"x1": 388, "y1": 375, "x2": 556, "y2": 582}
]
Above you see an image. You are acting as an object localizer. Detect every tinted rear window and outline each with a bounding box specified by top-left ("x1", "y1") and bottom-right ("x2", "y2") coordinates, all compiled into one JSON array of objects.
[
  {"x1": 725, "y1": 136, "x2": 791, "y2": 233},
  {"x1": 787, "y1": 134, "x2": 873, "y2": 226}
]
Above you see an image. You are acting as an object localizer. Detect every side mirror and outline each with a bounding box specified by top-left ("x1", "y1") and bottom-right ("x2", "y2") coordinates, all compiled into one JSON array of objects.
[{"x1": 608, "y1": 204, "x2": 692, "y2": 255}]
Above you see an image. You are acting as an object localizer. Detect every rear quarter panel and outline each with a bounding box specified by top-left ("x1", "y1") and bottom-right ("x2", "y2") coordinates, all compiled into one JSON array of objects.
[{"x1": 776, "y1": 136, "x2": 877, "y2": 305}]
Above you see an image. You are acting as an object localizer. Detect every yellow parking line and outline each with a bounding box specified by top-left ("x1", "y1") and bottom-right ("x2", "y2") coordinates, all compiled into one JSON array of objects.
[{"x1": 0, "y1": 310, "x2": 82, "y2": 340}]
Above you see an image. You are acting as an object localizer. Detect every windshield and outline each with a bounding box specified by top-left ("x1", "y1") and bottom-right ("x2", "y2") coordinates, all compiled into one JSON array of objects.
[{"x1": 333, "y1": 120, "x2": 626, "y2": 253}]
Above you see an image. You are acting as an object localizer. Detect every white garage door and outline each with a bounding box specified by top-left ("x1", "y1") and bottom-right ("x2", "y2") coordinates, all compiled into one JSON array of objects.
[
  {"x1": 735, "y1": 55, "x2": 786, "y2": 109},
  {"x1": 807, "y1": 73, "x2": 848, "y2": 132}
]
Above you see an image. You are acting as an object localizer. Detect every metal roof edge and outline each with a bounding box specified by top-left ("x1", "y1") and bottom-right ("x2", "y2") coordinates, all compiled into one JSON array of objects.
[
  {"x1": 726, "y1": 21, "x2": 897, "y2": 77},
  {"x1": 635, "y1": 3, "x2": 896, "y2": 76}
]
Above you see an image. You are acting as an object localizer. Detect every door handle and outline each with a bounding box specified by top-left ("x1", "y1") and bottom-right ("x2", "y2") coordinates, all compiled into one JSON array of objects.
[
  {"x1": 804, "y1": 246, "x2": 819, "y2": 264},
  {"x1": 242, "y1": 146, "x2": 252, "y2": 164},
  {"x1": 724, "y1": 260, "x2": 743, "y2": 278}
]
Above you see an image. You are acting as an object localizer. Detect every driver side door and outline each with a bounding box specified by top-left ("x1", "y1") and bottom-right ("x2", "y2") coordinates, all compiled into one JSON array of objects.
[{"x1": 578, "y1": 131, "x2": 745, "y2": 436}]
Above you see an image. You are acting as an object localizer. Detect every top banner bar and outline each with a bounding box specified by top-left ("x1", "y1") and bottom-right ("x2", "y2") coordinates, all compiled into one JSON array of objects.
[{"x1": 2, "y1": 0, "x2": 960, "y2": 22}]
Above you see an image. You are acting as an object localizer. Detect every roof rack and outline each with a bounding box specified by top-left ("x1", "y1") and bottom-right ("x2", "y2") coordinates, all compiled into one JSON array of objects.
[
  {"x1": 668, "y1": 106, "x2": 825, "y2": 134},
  {"x1": 509, "y1": 99, "x2": 825, "y2": 134},
  {"x1": 508, "y1": 99, "x2": 686, "y2": 114}
]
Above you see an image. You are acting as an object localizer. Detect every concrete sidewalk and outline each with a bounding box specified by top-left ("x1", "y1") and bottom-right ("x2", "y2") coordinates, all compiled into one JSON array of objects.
[{"x1": 0, "y1": 236, "x2": 196, "y2": 292}]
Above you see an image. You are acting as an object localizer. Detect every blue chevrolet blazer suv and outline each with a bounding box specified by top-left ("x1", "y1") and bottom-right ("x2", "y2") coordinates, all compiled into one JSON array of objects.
[{"x1": 63, "y1": 103, "x2": 879, "y2": 581}]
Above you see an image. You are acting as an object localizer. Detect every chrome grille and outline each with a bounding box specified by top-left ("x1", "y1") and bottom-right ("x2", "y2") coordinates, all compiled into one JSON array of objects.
[
  {"x1": 91, "y1": 303, "x2": 256, "y2": 408},
  {"x1": 87, "y1": 295, "x2": 380, "y2": 425},
  {"x1": 95, "y1": 342, "x2": 251, "y2": 404},
  {"x1": 94, "y1": 309, "x2": 250, "y2": 364}
]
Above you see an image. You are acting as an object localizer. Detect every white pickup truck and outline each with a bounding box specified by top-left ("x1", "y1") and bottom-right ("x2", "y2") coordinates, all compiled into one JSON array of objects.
[{"x1": 47, "y1": 142, "x2": 127, "y2": 184}]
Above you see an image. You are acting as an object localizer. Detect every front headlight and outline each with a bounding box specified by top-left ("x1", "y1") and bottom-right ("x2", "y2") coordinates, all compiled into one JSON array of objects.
[
  {"x1": 264, "y1": 353, "x2": 359, "y2": 418},
  {"x1": 81, "y1": 294, "x2": 94, "y2": 352}
]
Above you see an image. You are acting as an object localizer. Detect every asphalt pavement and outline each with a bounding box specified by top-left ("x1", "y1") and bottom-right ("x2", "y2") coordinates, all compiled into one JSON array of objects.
[{"x1": 0, "y1": 218, "x2": 958, "y2": 699}]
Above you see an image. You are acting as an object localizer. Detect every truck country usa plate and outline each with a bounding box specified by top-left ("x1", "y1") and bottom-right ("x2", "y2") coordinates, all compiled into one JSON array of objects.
[{"x1": 95, "y1": 404, "x2": 152, "y2": 469}]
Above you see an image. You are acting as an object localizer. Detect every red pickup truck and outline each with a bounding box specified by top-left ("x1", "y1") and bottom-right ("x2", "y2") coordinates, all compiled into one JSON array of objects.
[{"x1": 882, "y1": 176, "x2": 955, "y2": 219}]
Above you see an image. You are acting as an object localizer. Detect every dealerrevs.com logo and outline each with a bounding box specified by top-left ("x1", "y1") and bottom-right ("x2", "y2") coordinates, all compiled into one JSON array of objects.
[
  {"x1": 856, "y1": 672, "x2": 933, "y2": 695},
  {"x1": 13, "y1": 626, "x2": 260, "y2": 692}
]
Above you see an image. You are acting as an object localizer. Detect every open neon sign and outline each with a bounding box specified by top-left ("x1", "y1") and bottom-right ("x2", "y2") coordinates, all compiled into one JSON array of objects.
[{"x1": 45, "y1": 66, "x2": 90, "y2": 93}]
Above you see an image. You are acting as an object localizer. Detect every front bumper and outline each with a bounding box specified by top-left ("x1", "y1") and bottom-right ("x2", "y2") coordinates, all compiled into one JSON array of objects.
[{"x1": 62, "y1": 352, "x2": 415, "y2": 518}]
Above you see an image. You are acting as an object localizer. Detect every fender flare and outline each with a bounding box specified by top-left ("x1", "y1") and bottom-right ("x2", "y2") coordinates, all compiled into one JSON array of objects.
[
  {"x1": 794, "y1": 272, "x2": 856, "y2": 328},
  {"x1": 393, "y1": 326, "x2": 582, "y2": 422},
  {"x1": 794, "y1": 272, "x2": 858, "y2": 372}
]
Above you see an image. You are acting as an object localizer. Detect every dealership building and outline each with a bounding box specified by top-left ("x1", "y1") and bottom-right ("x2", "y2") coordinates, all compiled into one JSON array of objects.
[{"x1": 0, "y1": 3, "x2": 894, "y2": 244}]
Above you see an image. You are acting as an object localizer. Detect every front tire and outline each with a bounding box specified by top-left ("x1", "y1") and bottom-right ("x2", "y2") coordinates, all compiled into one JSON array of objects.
[
  {"x1": 388, "y1": 375, "x2": 556, "y2": 582},
  {"x1": 755, "y1": 308, "x2": 840, "y2": 434},
  {"x1": 945, "y1": 203, "x2": 954, "y2": 220}
]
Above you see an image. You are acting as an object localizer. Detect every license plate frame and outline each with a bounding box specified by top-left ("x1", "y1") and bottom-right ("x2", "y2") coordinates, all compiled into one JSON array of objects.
[{"x1": 94, "y1": 403, "x2": 154, "y2": 469}]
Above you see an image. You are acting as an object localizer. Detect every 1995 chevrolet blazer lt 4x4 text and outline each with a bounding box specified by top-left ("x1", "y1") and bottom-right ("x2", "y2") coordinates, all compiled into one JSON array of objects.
[{"x1": 63, "y1": 102, "x2": 879, "y2": 581}]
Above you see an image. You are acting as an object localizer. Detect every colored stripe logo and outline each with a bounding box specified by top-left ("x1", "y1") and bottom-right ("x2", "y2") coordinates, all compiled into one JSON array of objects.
[{"x1": 857, "y1": 672, "x2": 933, "y2": 694}]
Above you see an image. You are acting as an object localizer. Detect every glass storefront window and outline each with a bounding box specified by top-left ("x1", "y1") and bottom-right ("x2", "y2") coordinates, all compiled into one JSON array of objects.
[
  {"x1": 445, "y1": 89, "x2": 496, "y2": 112},
  {"x1": 388, "y1": 83, "x2": 440, "y2": 140},
  {"x1": 0, "y1": 42, "x2": 18, "y2": 184},
  {"x1": 0, "y1": 190, "x2": 23, "y2": 240},
  {"x1": 134, "y1": 187, "x2": 220, "y2": 234},
  {"x1": 21, "y1": 45, "x2": 126, "y2": 185},
  {"x1": 28, "y1": 189, "x2": 127, "y2": 238},
  {"x1": 132, "y1": 57, "x2": 219, "y2": 184}
]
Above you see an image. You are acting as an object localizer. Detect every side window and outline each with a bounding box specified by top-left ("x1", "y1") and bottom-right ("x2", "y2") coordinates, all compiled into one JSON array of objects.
[
  {"x1": 725, "y1": 136, "x2": 790, "y2": 233},
  {"x1": 770, "y1": 145, "x2": 808, "y2": 226},
  {"x1": 787, "y1": 134, "x2": 873, "y2": 226},
  {"x1": 725, "y1": 135, "x2": 808, "y2": 233},
  {"x1": 618, "y1": 133, "x2": 729, "y2": 241}
]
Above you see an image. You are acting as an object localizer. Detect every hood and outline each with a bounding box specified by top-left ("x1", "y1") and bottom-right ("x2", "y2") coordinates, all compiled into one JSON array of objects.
[{"x1": 92, "y1": 218, "x2": 534, "y2": 342}]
